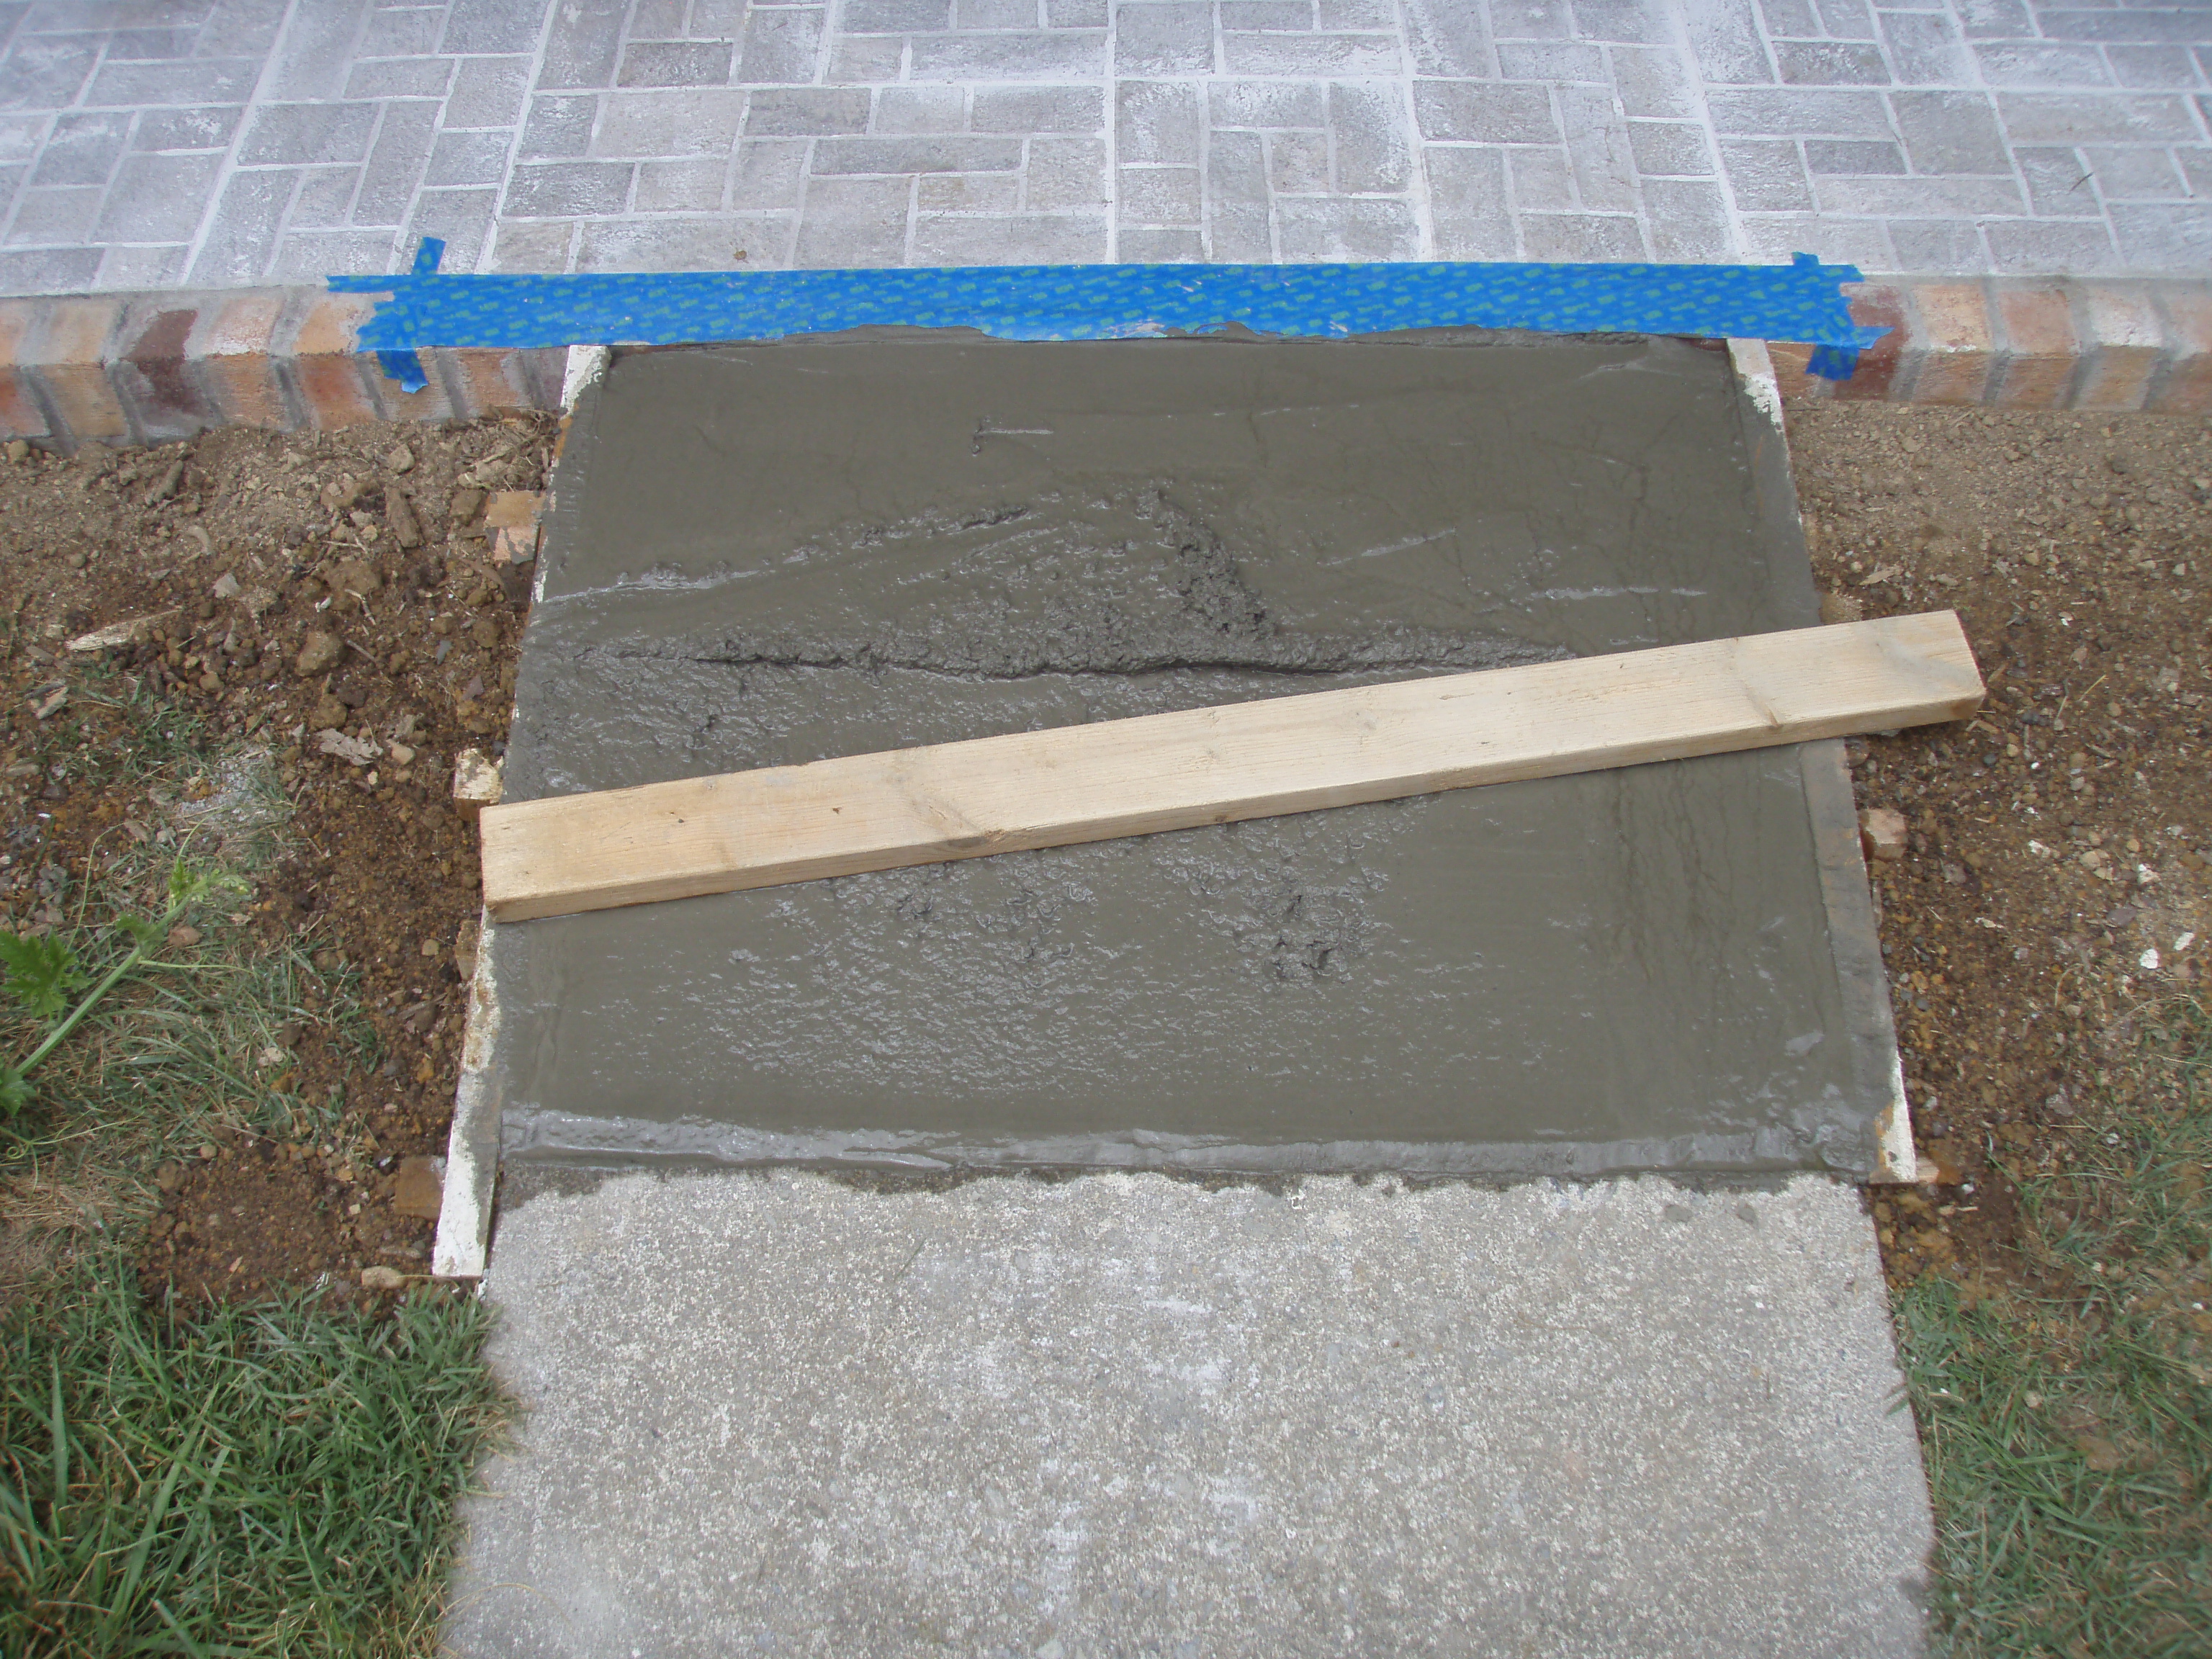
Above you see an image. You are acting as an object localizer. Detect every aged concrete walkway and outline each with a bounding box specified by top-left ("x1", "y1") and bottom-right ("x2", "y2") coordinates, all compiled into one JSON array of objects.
[
  {"x1": 0, "y1": 0, "x2": 2207, "y2": 295},
  {"x1": 445, "y1": 1171, "x2": 1934, "y2": 1658}
]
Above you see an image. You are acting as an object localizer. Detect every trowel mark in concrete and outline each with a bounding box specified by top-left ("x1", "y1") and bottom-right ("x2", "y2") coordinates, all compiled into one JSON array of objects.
[{"x1": 487, "y1": 335, "x2": 1899, "y2": 1177}]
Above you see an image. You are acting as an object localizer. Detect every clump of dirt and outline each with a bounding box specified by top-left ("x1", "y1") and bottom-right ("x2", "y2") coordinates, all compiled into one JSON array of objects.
[
  {"x1": 0, "y1": 413, "x2": 552, "y2": 1305},
  {"x1": 1789, "y1": 403, "x2": 2211, "y2": 1287}
]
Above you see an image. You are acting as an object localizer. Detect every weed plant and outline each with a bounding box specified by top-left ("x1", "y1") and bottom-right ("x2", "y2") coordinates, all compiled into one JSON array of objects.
[{"x1": 1900, "y1": 997, "x2": 2212, "y2": 1657}]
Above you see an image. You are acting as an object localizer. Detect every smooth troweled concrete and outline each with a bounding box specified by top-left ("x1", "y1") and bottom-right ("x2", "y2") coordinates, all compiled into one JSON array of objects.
[
  {"x1": 490, "y1": 334, "x2": 1902, "y2": 1177},
  {"x1": 442, "y1": 1169, "x2": 1933, "y2": 1658}
]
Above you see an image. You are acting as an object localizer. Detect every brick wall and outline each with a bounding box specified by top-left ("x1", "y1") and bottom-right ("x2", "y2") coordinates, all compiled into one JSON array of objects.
[
  {"x1": 1772, "y1": 277, "x2": 2212, "y2": 414},
  {"x1": 0, "y1": 287, "x2": 563, "y2": 449},
  {"x1": 0, "y1": 276, "x2": 2206, "y2": 451}
]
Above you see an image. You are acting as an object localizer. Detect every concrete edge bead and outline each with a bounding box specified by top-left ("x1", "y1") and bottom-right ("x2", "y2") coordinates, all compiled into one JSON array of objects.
[{"x1": 3, "y1": 275, "x2": 2211, "y2": 443}]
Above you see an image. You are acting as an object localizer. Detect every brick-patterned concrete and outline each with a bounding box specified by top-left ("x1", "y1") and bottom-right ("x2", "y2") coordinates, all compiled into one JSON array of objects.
[{"x1": 0, "y1": 0, "x2": 2208, "y2": 293}]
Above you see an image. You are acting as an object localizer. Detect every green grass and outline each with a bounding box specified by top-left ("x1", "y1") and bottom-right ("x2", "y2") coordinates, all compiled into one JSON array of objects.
[
  {"x1": 0, "y1": 1249, "x2": 510, "y2": 1657},
  {"x1": 1899, "y1": 997, "x2": 2212, "y2": 1658},
  {"x1": 1, "y1": 827, "x2": 374, "y2": 1174},
  {"x1": 1, "y1": 672, "x2": 504, "y2": 1655}
]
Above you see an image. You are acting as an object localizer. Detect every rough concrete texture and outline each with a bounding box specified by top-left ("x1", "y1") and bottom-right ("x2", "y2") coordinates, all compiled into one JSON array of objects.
[
  {"x1": 444, "y1": 1169, "x2": 1932, "y2": 1658},
  {"x1": 490, "y1": 336, "x2": 1902, "y2": 1177}
]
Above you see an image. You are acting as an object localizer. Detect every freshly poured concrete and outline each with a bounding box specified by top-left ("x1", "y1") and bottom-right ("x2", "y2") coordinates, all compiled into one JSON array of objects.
[
  {"x1": 493, "y1": 335, "x2": 1900, "y2": 1175},
  {"x1": 443, "y1": 1170, "x2": 1933, "y2": 1658}
]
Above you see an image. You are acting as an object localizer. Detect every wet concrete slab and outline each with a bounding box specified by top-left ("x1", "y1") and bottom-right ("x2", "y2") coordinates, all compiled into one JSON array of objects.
[
  {"x1": 443, "y1": 1169, "x2": 1933, "y2": 1658},
  {"x1": 488, "y1": 333, "x2": 1901, "y2": 1177}
]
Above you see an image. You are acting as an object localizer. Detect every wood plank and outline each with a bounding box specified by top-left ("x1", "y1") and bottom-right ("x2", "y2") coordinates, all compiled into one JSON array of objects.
[{"x1": 481, "y1": 611, "x2": 1982, "y2": 923}]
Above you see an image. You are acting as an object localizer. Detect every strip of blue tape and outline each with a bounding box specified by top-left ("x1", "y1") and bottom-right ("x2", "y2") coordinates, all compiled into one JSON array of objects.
[
  {"x1": 336, "y1": 252, "x2": 1884, "y2": 380},
  {"x1": 370, "y1": 235, "x2": 447, "y2": 393}
]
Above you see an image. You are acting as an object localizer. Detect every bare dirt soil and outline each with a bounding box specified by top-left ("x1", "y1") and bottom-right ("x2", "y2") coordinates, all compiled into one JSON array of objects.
[
  {"x1": 1790, "y1": 403, "x2": 2211, "y2": 1296},
  {"x1": 0, "y1": 413, "x2": 549, "y2": 1305}
]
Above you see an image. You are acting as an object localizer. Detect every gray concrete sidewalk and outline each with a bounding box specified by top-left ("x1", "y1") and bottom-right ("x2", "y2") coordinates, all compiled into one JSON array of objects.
[
  {"x1": 1, "y1": 0, "x2": 2208, "y2": 296},
  {"x1": 444, "y1": 1169, "x2": 1933, "y2": 1658}
]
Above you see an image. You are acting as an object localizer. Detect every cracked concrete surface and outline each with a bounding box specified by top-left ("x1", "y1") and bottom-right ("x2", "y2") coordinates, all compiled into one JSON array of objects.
[{"x1": 443, "y1": 1169, "x2": 1933, "y2": 1658}]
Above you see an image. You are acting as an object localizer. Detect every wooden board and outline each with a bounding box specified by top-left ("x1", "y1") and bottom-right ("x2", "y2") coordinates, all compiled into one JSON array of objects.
[{"x1": 481, "y1": 611, "x2": 1982, "y2": 922}]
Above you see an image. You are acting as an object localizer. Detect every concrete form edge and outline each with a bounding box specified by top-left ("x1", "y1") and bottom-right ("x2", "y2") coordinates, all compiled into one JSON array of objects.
[
  {"x1": 431, "y1": 913, "x2": 500, "y2": 1279},
  {"x1": 0, "y1": 277, "x2": 2208, "y2": 452},
  {"x1": 430, "y1": 351, "x2": 606, "y2": 1278},
  {"x1": 1731, "y1": 337, "x2": 1920, "y2": 1187}
]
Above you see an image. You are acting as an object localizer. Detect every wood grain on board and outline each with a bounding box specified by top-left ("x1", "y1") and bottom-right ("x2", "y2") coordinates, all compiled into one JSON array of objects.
[{"x1": 481, "y1": 611, "x2": 1983, "y2": 922}]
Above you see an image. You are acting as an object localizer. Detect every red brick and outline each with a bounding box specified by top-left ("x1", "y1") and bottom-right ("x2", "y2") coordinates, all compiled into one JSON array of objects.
[
  {"x1": 109, "y1": 299, "x2": 214, "y2": 441},
  {"x1": 276, "y1": 292, "x2": 379, "y2": 428},
  {"x1": 1909, "y1": 282, "x2": 1995, "y2": 405},
  {"x1": 367, "y1": 352, "x2": 454, "y2": 423},
  {"x1": 443, "y1": 347, "x2": 545, "y2": 418},
  {"x1": 1828, "y1": 284, "x2": 1907, "y2": 403},
  {"x1": 25, "y1": 298, "x2": 130, "y2": 446},
  {"x1": 2148, "y1": 285, "x2": 2212, "y2": 415},
  {"x1": 1765, "y1": 340, "x2": 1830, "y2": 403},
  {"x1": 2074, "y1": 285, "x2": 2163, "y2": 411},
  {"x1": 518, "y1": 346, "x2": 566, "y2": 408},
  {"x1": 1991, "y1": 285, "x2": 2077, "y2": 408},
  {"x1": 0, "y1": 302, "x2": 50, "y2": 441},
  {"x1": 191, "y1": 292, "x2": 292, "y2": 428}
]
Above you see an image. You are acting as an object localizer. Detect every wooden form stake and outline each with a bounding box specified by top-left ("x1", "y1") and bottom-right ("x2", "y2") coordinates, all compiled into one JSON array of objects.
[{"x1": 481, "y1": 611, "x2": 1982, "y2": 922}]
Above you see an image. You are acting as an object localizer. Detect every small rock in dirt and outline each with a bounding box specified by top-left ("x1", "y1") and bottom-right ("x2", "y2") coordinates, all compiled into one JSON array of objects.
[
  {"x1": 198, "y1": 1142, "x2": 218, "y2": 1161},
  {"x1": 491, "y1": 523, "x2": 539, "y2": 566},
  {"x1": 470, "y1": 614, "x2": 501, "y2": 649},
  {"x1": 385, "y1": 443, "x2": 415, "y2": 474},
  {"x1": 64, "y1": 549, "x2": 85, "y2": 570},
  {"x1": 327, "y1": 558, "x2": 381, "y2": 602},
  {"x1": 388, "y1": 742, "x2": 416, "y2": 767},
  {"x1": 309, "y1": 691, "x2": 349, "y2": 731},
  {"x1": 485, "y1": 490, "x2": 541, "y2": 529},
  {"x1": 5, "y1": 439, "x2": 28, "y2": 464},
  {"x1": 450, "y1": 486, "x2": 485, "y2": 525},
  {"x1": 454, "y1": 919, "x2": 482, "y2": 980},
  {"x1": 392, "y1": 1155, "x2": 444, "y2": 1220},
  {"x1": 211, "y1": 572, "x2": 241, "y2": 600},
  {"x1": 156, "y1": 1161, "x2": 182, "y2": 1192},
  {"x1": 313, "y1": 948, "x2": 345, "y2": 971},
  {"x1": 1859, "y1": 808, "x2": 1909, "y2": 863},
  {"x1": 145, "y1": 456, "x2": 185, "y2": 503},
  {"x1": 452, "y1": 748, "x2": 502, "y2": 819},
  {"x1": 360, "y1": 1264, "x2": 407, "y2": 1292},
  {"x1": 295, "y1": 631, "x2": 343, "y2": 675},
  {"x1": 319, "y1": 475, "x2": 364, "y2": 512},
  {"x1": 166, "y1": 924, "x2": 201, "y2": 949},
  {"x1": 1819, "y1": 590, "x2": 1864, "y2": 626},
  {"x1": 317, "y1": 729, "x2": 381, "y2": 766},
  {"x1": 387, "y1": 487, "x2": 424, "y2": 551}
]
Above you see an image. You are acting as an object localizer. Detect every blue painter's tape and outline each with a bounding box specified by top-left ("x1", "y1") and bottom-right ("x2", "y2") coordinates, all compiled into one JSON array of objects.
[
  {"x1": 375, "y1": 349, "x2": 429, "y2": 392},
  {"x1": 336, "y1": 253, "x2": 1885, "y2": 379},
  {"x1": 373, "y1": 237, "x2": 448, "y2": 390}
]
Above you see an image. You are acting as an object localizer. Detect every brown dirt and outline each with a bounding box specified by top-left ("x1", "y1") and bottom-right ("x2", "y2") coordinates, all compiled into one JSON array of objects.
[
  {"x1": 0, "y1": 413, "x2": 549, "y2": 1306},
  {"x1": 1789, "y1": 403, "x2": 2211, "y2": 1290}
]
